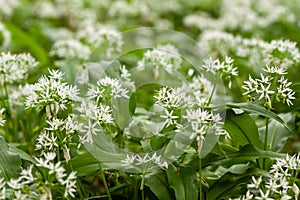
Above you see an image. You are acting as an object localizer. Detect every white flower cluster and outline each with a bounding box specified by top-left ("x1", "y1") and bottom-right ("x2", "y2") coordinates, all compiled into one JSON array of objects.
[
  {"x1": 198, "y1": 30, "x2": 300, "y2": 70},
  {"x1": 153, "y1": 75, "x2": 228, "y2": 140},
  {"x1": 0, "y1": 52, "x2": 38, "y2": 84},
  {"x1": 0, "y1": 0, "x2": 20, "y2": 16},
  {"x1": 0, "y1": 152, "x2": 77, "y2": 199},
  {"x1": 76, "y1": 101, "x2": 114, "y2": 144},
  {"x1": 183, "y1": 108, "x2": 228, "y2": 141},
  {"x1": 243, "y1": 65, "x2": 295, "y2": 108},
  {"x1": 121, "y1": 152, "x2": 168, "y2": 173},
  {"x1": 181, "y1": 75, "x2": 215, "y2": 107},
  {"x1": 202, "y1": 56, "x2": 238, "y2": 88},
  {"x1": 198, "y1": 30, "x2": 237, "y2": 57},
  {"x1": 0, "y1": 107, "x2": 5, "y2": 127},
  {"x1": 77, "y1": 22, "x2": 123, "y2": 57},
  {"x1": 137, "y1": 44, "x2": 182, "y2": 77},
  {"x1": 49, "y1": 39, "x2": 91, "y2": 60},
  {"x1": 184, "y1": 0, "x2": 294, "y2": 32},
  {"x1": 35, "y1": 152, "x2": 77, "y2": 198},
  {"x1": 8, "y1": 84, "x2": 34, "y2": 107},
  {"x1": 264, "y1": 39, "x2": 300, "y2": 68},
  {"x1": 35, "y1": 115, "x2": 81, "y2": 162},
  {"x1": 233, "y1": 154, "x2": 300, "y2": 200},
  {"x1": 108, "y1": 0, "x2": 149, "y2": 18},
  {"x1": 0, "y1": 23, "x2": 10, "y2": 49},
  {"x1": 87, "y1": 76, "x2": 130, "y2": 101},
  {"x1": 107, "y1": 0, "x2": 177, "y2": 28},
  {"x1": 25, "y1": 70, "x2": 79, "y2": 117},
  {"x1": 32, "y1": 0, "x2": 97, "y2": 25}
]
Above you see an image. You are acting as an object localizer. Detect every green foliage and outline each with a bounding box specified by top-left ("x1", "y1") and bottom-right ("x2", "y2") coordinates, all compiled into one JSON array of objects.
[{"x1": 0, "y1": 136, "x2": 22, "y2": 180}]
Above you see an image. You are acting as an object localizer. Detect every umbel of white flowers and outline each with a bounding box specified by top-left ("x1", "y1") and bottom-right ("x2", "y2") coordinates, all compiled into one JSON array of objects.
[
  {"x1": 231, "y1": 153, "x2": 300, "y2": 200},
  {"x1": 242, "y1": 65, "x2": 295, "y2": 109},
  {"x1": 0, "y1": 52, "x2": 38, "y2": 84}
]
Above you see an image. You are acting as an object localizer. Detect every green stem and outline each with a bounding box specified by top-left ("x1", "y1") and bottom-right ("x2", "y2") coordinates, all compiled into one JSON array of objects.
[
  {"x1": 140, "y1": 174, "x2": 145, "y2": 200},
  {"x1": 207, "y1": 83, "x2": 217, "y2": 106},
  {"x1": 98, "y1": 162, "x2": 112, "y2": 200},
  {"x1": 264, "y1": 117, "x2": 269, "y2": 151},
  {"x1": 3, "y1": 79, "x2": 11, "y2": 114},
  {"x1": 198, "y1": 138, "x2": 203, "y2": 200},
  {"x1": 263, "y1": 117, "x2": 269, "y2": 169}
]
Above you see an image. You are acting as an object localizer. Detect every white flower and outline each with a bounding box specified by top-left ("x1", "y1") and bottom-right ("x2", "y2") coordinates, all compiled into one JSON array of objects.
[
  {"x1": 50, "y1": 39, "x2": 91, "y2": 60},
  {"x1": 44, "y1": 152, "x2": 57, "y2": 162},
  {"x1": 184, "y1": 109, "x2": 212, "y2": 124},
  {"x1": 0, "y1": 0, "x2": 20, "y2": 16},
  {"x1": 14, "y1": 190, "x2": 28, "y2": 200},
  {"x1": 121, "y1": 154, "x2": 137, "y2": 166},
  {"x1": 137, "y1": 44, "x2": 182, "y2": 75},
  {"x1": 76, "y1": 101, "x2": 114, "y2": 144},
  {"x1": 202, "y1": 56, "x2": 238, "y2": 88},
  {"x1": 263, "y1": 65, "x2": 287, "y2": 75},
  {"x1": 264, "y1": 39, "x2": 300, "y2": 68},
  {"x1": 19, "y1": 165, "x2": 34, "y2": 184},
  {"x1": 88, "y1": 77, "x2": 129, "y2": 101},
  {"x1": 7, "y1": 178, "x2": 23, "y2": 190},
  {"x1": 160, "y1": 109, "x2": 179, "y2": 127},
  {"x1": 247, "y1": 176, "x2": 262, "y2": 189},
  {"x1": 0, "y1": 23, "x2": 10, "y2": 49},
  {"x1": 0, "y1": 178, "x2": 5, "y2": 189},
  {"x1": 0, "y1": 108, "x2": 5, "y2": 127},
  {"x1": 243, "y1": 71, "x2": 294, "y2": 108},
  {"x1": 63, "y1": 171, "x2": 77, "y2": 198},
  {"x1": 81, "y1": 120, "x2": 101, "y2": 144},
  {"x1": 254, "y1": 189, "x2": 272, "y2": 200},
  {"x1": 0, "y1": 52, "x2": 38, "y2": 84},
  {"x1": 243, "y1": 75, "x2": 258, "y2": 95},
  {"x1": 256, "y1": 83, "x2": 275, "y2": 105},
  {"x1": 121, "y1": 153, "x2": 168, "y2": 172},
  {"x1": 35, "y1": 131, "x2": 58, "y2": 151},
  {"x1": 25, "y1": 69, "x2": 79, "y2": 113},
  {"x1": 154, "y1": 87, "x2": 185, "y2": 109},
  {"x1": 77, "y1": 21, "x2": 123, "y2": 57}
]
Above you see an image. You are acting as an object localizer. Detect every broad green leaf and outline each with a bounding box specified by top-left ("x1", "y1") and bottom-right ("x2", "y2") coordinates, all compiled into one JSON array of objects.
[
  {"x1": 145, "y1": 170, "x2": 174, "y2": 200},
  {"x1": 4, "y1": 23, "x2": 48, "y2": 65},
  {"x1": 259, "y1": 113, "x2": 294, "y2": 152},
  {"x1": 202, "y1": 163, "x2": 250, "y2": 183},
  {"x1": 166, "y1": 164, "x2": 198, "y2": 200},
  {"x1": 223, "y1": 109, "x2": 264, "y2": 149},
  {"x1": 0, "y1": 136, "x2": 22, "y2": 180},
  {"x1": 206, "y1": 172, "x2": 252, "y2": 200},
  {"x1": 58, "y1": 60, "x2": 81, "y2": 84},
  {"x1": 111, "y1": 97, "x2": 132, "y2": 129},
  {"x1": 166, "y1": 164, "x2": 185, "y2": 200},
  {"x1": 202, "y1": 144, "x2": 285, "y2": 168},
  {"x1": 8, "y1": 144, "x2": 36, "y2": 163},
  {"x1": 226, "y1": 102, "x2": 291, "y2": 132},
  {"x1": 69, "y1": 152, "x2": 99, "y2": 177}
]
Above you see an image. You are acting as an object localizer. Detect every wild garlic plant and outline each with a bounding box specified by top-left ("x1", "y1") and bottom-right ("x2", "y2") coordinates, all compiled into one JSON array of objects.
[
  {"x1": 243, "y1": 65, "x2": 295, "y2": 109},
  {"x1": 25, "y1": 69, "x2": 79, "y2": 119},
  {"x1": 232, "y1": 154, "x2": 300, "y2": 200},
  {"x1": 0, "y1": 152, "x2": 77, "y2": 199},
  {"x1": 0, "y1": 52, "x2": 38, "y2": 84},
  {"x1": 1, "y1": 0, "x2": 300, "y2": 199}
]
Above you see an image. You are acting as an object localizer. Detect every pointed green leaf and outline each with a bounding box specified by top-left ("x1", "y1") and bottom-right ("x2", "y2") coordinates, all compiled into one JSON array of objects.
[
  {"x1": 4, "y1": 23, "x2": 48, "y2": 65},
  {"x1": 145, "y1": 170, "x2": 174, "y2": 200},
  {"x1": 223, "y1": 109, "x2": 264, "y2": 149},
  {"x1": 0, "y1": 136, "x2": 22, "y2": 180},
  {"x1": 226, "y1": 102, "x2": 291, "y2": 132}
]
